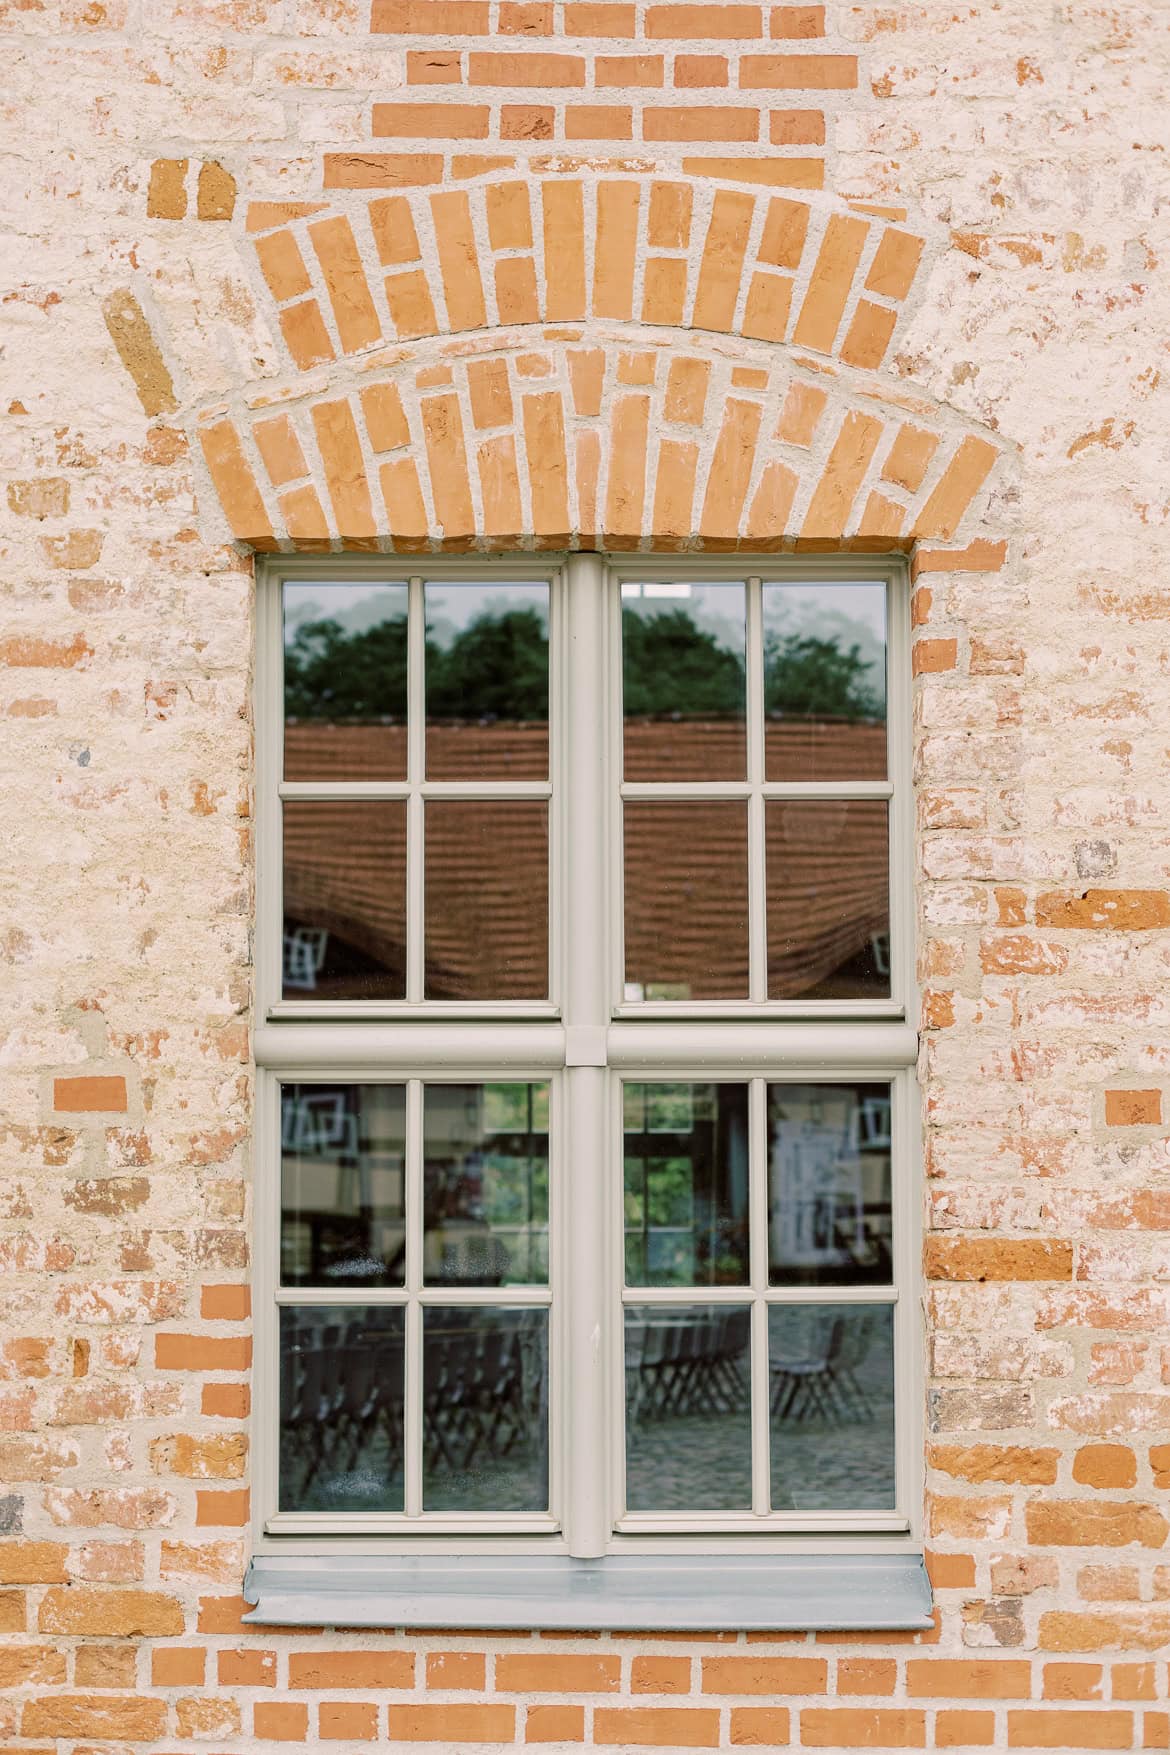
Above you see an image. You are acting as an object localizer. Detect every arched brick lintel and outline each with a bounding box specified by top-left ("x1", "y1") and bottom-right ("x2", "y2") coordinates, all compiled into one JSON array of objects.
[{"x1": 198, "y1": 325, "x2": 1002, "y2": 556}]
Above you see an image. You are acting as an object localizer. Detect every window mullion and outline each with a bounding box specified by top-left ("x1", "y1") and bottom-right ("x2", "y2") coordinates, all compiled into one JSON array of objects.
[
  {"x1": 746, "y1": 577, "x2": 766, "y2": 1004},
  {"x1": 749, "y1": 1077, "x2": 770, "y2": 1516},
  {"x1": 404, "y1": 1077, "x2": 423, "y2": 1516},
  {"x1": 563, "y1": 552, "x2": 611, "y2": 1559},
  {"x1": 406, "y1": 576, "x2": 425, "y2": 1004}
]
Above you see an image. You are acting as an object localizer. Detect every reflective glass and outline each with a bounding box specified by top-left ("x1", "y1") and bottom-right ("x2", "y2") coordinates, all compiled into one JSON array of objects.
[
  {"x1": 622, "y1": 582, "x2": 746, "y2": 780},
  {"x1": 765, "y1": 800, "x2": 890, "y2": 999},
  {"x1": 767, "y1": 1082, "x2": 893, "y2": 1286},
  {"x1": 624, "y1": 1304, "x2": 752, "y2": 1510},
  {"x1": 281, "y1": 1084, "x2": 407, "y2": 1287},
  {"x1": 279, "y1": 1305, "x2": 404, "y2": 1512},
  {"x1": 425, "y1": 581, "x2": 549, "y2": 779},
  {"x1": 624, "y1": 802, "x2": 749, "y2": 1000},
  {"x1": 424, "y1": 1083, "x2": 550, "y2": 1286},
  {"x1": 422, "y1": 1307, "x2": 549, "y2": 1511},
  {"x1": 283, "y1": 801, "x2": 406, "y2": 1000},
  {"x1": 283, "y1": 582, "x2": 408, "y2": 781},
  {"x1": 763, "y1": 582, "x2": 887, "y2": 781},
  {"x1": 424, "y1": 801, "x2": 548, "y2": 1000},
  {"x1": 769, "y1": 1304, "x2": 895, "y2": 1510},
  {"x1": 623, "y1": 1083, "x2": 750, "y2": 1286}
]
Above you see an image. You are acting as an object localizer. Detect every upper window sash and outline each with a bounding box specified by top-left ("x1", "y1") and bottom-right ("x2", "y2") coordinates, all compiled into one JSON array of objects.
[{"x1": 256, "y1": 553, "x2": 911, "y2": 1031}]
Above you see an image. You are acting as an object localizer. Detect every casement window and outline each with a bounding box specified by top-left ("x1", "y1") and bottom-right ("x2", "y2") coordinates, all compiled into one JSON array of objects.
[{"x1": 249, "y1": 555, "x2": 928, "y2": 1629}]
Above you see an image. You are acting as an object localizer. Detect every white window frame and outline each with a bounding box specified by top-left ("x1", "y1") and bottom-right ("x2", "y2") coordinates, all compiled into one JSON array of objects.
[{"x1": 252, "y1": 552, "x2": 921, "y2": 1563}]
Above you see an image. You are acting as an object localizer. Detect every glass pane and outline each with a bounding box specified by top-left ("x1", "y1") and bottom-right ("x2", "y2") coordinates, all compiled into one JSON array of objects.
[
  {"x1": 424, "y1": 1083, "x2": 550, "y2": 1286},
  {"x1": 624, "y1": 1304, "x2": 752, "y2": 1511},
  {"x1": 283, "y1": 801, "x2": 406, "y2": 1000},
  {"x1": 763, "y1": 582, "x2": 887, "y2": 782},
  {"x1": 281, "y1": 1084, "x2": 407, "y2": 1288},
  {"x1": 624, "y1": 802, "x2": 749, "y2": 1001},
  {"x1": 623, "y1": 1083, "x2": 750, "y2": 1286},
  {"x1": 425, "y1": 581, "x2": 549, "y2": 779},
  {"x1": 422, "y1": 1307, "x2": 548, "y2": 1511},
  {"x1": 766, "y1": 800, "x2": 889, "y2": 999},
  {"x1": 425, "y1": 801, "x2": 548, "y2": 1000},
  {"x1": 768, "y1": 1082, "x2": 892, "y2": 1286},
  {"x1": 279, "y1": 1305, "x2": 404, "y2": 1512},
  {"x1": 769, "y1": 1304, "x2": 895, "y2": 1510},
  {"x1": 622, "y1": 582, "x2": 746, "y2": 780},
  {"x1": 284, "y1": 582, "x2": 408, "y2": 781}
]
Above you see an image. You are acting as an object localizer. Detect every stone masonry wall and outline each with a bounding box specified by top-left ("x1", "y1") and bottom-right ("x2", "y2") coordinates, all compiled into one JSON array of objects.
[{"x1": 3, "y1": 1, "x2": 1170, "y2": 1751}]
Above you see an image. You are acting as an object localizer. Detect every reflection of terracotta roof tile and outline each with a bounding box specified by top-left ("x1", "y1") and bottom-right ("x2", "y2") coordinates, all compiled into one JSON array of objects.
[{"x1": 283, "y1": 721, "x2": 888, "y2": 1000}]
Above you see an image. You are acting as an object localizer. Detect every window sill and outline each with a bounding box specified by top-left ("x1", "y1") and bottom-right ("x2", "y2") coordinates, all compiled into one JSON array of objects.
[{"x1": 242, "y1": 1552, "x2": 932, "y2": 1632}]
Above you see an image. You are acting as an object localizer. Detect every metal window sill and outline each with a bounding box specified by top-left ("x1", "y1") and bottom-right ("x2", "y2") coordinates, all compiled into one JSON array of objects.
[{"x1": 243, "y1": 1552, "x2": 932, "y2": 1632}]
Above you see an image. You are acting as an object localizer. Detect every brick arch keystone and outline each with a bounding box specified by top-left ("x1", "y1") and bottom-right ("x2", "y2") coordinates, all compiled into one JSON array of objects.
[{"x1": 193, "y1": 170, "x2": 1005, "y2": 554}]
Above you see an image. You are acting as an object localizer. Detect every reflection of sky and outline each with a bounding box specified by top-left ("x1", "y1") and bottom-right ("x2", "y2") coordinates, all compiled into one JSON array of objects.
[
  {"x1": 284, "y1": 582, "x2": 407, "y2": 637},
  {"x1": 425, "y1": 582, "x2": 547, "y2": 651},
  {"x1": 764, "y1": 582, "x2": 886, "y2": 708},
  {"x1": 623, "y1": 582, "x2": 746, "y2": 661},
  {"x1": 283, "y1": 581, "x2": 549, "y2": 645}
]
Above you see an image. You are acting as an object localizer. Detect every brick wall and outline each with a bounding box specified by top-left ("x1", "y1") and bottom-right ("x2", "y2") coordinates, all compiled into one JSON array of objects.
[{"x1": 3, "y1": 0, "x2": 1170, "y2": 1750}]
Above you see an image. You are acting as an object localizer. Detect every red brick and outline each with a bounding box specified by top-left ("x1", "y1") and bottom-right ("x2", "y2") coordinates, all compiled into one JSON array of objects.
[
  {"x1": 595, "y1": 1708, "x2": 721, "y2": 1746},
  {"x1": 496, "y1": 1653, "x2": 620, "y2": 1692},
  {"x1": 53, "y1": 1076, "x2": 127, "y2": 1113},
  {"x1": 801, "y1": 1708, "x2": 926, "y2": 1747},
  {"x1": 320, "y1": 1701, "x2": 379, "y2": 1739},
  {"x1": 1006, "y1": 1709, "x2": 1132, "y2": 1748},
  {"x1": 255, "y1": 1702, "x2": 309, "y2": 1740},
  {"x1": 290, "y1": 1651, "x2": 415, "y2": 1689},
  {"x1": 388, "y1": 1704, "x2": 515, "y2": 1741}
]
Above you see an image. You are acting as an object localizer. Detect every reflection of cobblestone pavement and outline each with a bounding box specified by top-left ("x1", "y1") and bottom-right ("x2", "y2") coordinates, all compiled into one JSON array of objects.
[
  {"x1": 625, "y1": 1399, "x2": 894, "y2": 1513},
  {"x1": 628, "y1": 1406, "x2": 754, "y2": 1510},
  {"x1": 282, "y1": 1435, "x2": 548, "y2": 1514},
  {"x1": 625, "y1": 1327, "x2": 896, "y2": 1513}
]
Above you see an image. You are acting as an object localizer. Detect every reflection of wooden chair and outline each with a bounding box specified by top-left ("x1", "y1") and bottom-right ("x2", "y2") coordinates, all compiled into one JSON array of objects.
[
  {"x1": 770, "y1": 1312, "x2": 879, "y2": 1423},
  {"x1": 423, "y1": 1317, "x2": 535, "y2": 1472},
  {"x1": 626, "y1": 1310, "x2": 750, "y2": 1426}
]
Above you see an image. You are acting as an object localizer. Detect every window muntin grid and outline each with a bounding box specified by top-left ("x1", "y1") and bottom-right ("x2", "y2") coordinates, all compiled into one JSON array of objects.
[
  {"x1": 256, "y1": 554, "x2": 917, "y2": 1552},
  {"x1": 615, "y1": 574, "x2": 895, "y2": 1014}
]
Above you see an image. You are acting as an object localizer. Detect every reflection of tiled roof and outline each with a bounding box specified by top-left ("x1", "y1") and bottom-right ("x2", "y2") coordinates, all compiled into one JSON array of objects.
[{"x1": 283, "y1": 721, "x2": 888, "y2": 1000}]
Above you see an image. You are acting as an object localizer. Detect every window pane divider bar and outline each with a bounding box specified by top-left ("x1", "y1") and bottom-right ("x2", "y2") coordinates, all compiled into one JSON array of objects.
[
  {"x1": 620, "y1": 1285, "x2": 897, "y2": 1305},
  {"x1": 406, "y1": 577, "x2": 424, "y2": 1003},
  {"x1": 275, "y1": 1285, "x2": 554, "y2": 1307},
  {"x1": 404, "y1": 1077, "x2": 423, "y2": 1516},
  {"x1": 279, "y1": 781, "x2": 553, "y2": 801},
  {"x1": 255, "y1": 1020, "x2": 917, "y2": 1072},
  {"x1": 264, "y1": 1513, "x2": 560, "y2": 1535},
  {"x1": 614, "y1": 1511, "x2": 910, "y2": 1534},
  {"x1": 746, "y1": 579, "x2": 766, "y2": 1006},
  {"x1": 620, "y1": 781, "x2": 893, "y2": 800},
  {"x1": 748, "y1": 1075, "x2": 769, "y2": 1515}
]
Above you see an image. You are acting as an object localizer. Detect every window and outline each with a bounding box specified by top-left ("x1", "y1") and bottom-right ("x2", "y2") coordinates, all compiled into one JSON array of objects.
[{"x1": 254, "y1": 555, "x2": 920, "y2": 1593}]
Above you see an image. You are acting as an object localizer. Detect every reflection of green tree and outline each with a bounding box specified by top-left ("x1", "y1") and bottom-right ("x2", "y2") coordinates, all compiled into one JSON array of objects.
[
  {"x1": 429, "y1": 608, "x2": 548, "y2": 721},
  {"x1": 284, "y1": 608, "x2": 549, "y2": 722},
  {"x1": 285, "y1": 614, "x2": 409, "y2": 721},
  {"x1": 623, "y1": 609, "x2": 745, "y2": 718},
  {"x1": 764, "y1": 633, "x2": 881, "y2": 722},
  {"x1": 285, "y1": 606, "x2": 880, "y2": 726}
]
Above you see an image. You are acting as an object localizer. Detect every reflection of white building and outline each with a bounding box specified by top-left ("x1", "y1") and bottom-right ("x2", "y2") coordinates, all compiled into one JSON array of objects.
[{"x1": 769, "y1": 1089, "x2": 891, "y2": 1271}]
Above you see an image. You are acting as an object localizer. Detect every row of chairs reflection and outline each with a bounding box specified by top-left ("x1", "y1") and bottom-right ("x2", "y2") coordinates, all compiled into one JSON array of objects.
[
  {"x1": 280, "y1": 1315, "x2": 544, "y2": 1501},
  {"x1": 625, "y1": 1309, "x2": 752, "y2": 1425},
  {"x1": 282, "y1": 1307, "x2": 884, "y2": 1501},
  {"x1": 626, "y1": 1308, "x2": 882, "y2": 1429}
]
